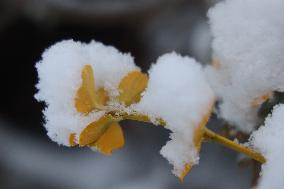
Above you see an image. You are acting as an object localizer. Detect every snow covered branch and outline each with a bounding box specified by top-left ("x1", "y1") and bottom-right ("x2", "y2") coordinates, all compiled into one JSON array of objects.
[{"x1": 35, "y1": 0, "x2": 284, "y2": 188}]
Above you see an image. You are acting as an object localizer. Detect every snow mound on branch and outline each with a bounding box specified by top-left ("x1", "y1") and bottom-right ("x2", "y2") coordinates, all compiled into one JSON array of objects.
[
  {"x1": 35, "y1": 40, "x2": 139, "y2": 145},
  {"x1": 206, "y1": 0, "x2": 284, "y2": 132},
  {"x1": 250, "y1": 104, "x2": 284, "y2": 189},
  {"x1": 135, "y1": 52, "x2": 214, "y2": 177}
]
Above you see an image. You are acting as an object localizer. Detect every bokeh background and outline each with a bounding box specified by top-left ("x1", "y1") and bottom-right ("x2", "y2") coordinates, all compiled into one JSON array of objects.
[{"x1": 0, "y1": 0, "x2": 255, "y2": 188}]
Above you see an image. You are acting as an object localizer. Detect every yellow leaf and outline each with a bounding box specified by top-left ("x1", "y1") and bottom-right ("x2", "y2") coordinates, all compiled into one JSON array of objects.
[
  {"x1": 118, "y1": 71, "x2": 148, "y2": 106},
  {"x1": 179, "y1": 163, "x2": 193, "y2": 181},
  {"x1": 79, "y1": 115, "x2": 114, "y2": 146},
  {"x1": 178, "y1": 103, "x2": 214, "y2": 181},
  {"x1": 90, "y1": 122, "x2": 125, "y2": 155},
  {"x1": 75, "y1": 65, "x2": 97, "y2": 113},
  {"x1": 69, "y1": 133, "x2": 77, "y2": 146},
  {"x1": 75, "y1": 65, "x2": 108, "y2": 114},
  {"x1": 96, "y1": 88, "x2": 109, "y2": 106}
]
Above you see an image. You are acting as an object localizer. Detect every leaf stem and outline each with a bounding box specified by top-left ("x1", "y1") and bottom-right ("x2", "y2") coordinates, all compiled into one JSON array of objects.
[{"x1": 204, "y1": 128, "x2": 266, "y2": 164}]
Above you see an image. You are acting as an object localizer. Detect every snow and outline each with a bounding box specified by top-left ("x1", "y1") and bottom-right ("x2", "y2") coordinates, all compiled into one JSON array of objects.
[
  {"x1": 134, "y1": 52, "x2": 215, "y2": 177},
  {"x1": 249, "y1": 104, "x2": 284, "y2": 189},
  {"x1": 35, "y1": 39, "x2": 139, "y2": 146},
  {"x1": 206, "y1": 0, "x2": 284, "y2": 133}
]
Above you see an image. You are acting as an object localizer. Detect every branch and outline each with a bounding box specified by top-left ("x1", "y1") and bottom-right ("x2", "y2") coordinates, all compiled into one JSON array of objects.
[{"x1": 204, "y1": 128, "x2": 266, "y2": 164}]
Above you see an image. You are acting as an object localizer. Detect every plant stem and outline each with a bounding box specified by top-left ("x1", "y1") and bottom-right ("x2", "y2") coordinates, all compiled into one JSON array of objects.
[
  {"x1": 117, "y1": 112, "x2": 266, "y2": 164},
  {"x1": 122, "y1": 113, "x2": 166, "y2": 126},
  {"x1": 204, "y1": 128, "x2": 266, "y2": 164}
]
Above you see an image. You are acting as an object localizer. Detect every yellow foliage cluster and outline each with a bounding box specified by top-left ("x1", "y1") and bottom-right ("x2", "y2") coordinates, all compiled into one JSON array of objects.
[{"x1": 72, "y1": 65, "x2": 148, "y2": 155}]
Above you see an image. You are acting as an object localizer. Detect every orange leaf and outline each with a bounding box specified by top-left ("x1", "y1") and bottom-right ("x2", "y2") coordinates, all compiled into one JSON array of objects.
[
  {"x1": 90, "y1": 122, "x2": 125, "y2": 155},
  {"x1": 96, "y1": 88, "x2": 109, "y2": 106},
  {"x1": 118, "y1": 71, "x2": 148, "y2": 106},
  {"x1": 75, "y1": 65, "x2": 108, "y2": 114},
  {"x1": 69, "y1": 133, "x2": 77, "y2": 147},
  {"x1": 79, "y1": 115, "x2": 114, "y2": 146},
  {"x1": 178, "y1": 103, "x2": 214, "y2": 181}
]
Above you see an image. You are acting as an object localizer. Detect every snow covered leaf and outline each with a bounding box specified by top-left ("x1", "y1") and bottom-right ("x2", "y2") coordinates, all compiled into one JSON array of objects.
[
  {"x1": 75, "y1": 64, "x2": 108, "y2": 113},
  {"x1": 35, "y1": 40, "x2": 138, "y2": 146},
  {"x1": 206, "y1": 0, "x2": 284, "y2": 133},
  {"x1": 90, "y1": 122, "x2": 124, "y2": 155},
  {"x1": 118, "y1": 71, "x2": 148, "y2": 106},
  {"x1": 76, "y1": 66, "x2": 145, "y2": 150},
  {"x1": 178, "y1": 110, "x2": 212, "y2": 180},
  {"x1": 75, "y1": 64, "x2": 124, "y2": 150},
  {"x1": 79, "y1": 115, "x2": 115, "y2": 146},
  {"x1": 134, "y1": 52, "x2": 215, "y2": 179}
]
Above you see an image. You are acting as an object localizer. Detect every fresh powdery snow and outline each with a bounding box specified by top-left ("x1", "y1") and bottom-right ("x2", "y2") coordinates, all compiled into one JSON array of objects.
[
  {"x1": 206, "y1": 0, "x2": 284, "y2": 133},
  {"x1": 134, "y1": 52, "x2": 215, "y2": 177},
  {"x1": 35, "y1": 40, "x2": 139, "y2": 145},
  {"x1": 250, "y1": 104, "x2": 284, "y2": 189}
]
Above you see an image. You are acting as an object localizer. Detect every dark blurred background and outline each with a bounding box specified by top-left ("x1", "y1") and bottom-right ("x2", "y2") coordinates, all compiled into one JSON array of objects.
[{"x1": 0, "y1": 0, "x2": 254, "y2": 188}]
